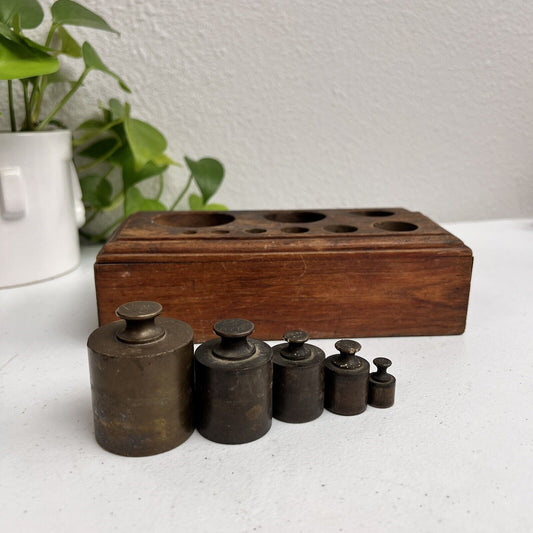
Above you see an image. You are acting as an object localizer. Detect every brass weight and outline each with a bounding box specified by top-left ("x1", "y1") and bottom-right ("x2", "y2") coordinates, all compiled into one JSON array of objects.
[{"x1": 87, "y1": 301, "x2": 194, "y2": 456}]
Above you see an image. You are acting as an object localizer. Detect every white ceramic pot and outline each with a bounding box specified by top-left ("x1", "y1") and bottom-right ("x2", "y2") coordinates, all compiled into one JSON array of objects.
[{"x1": 0, "y1": 130, "x2": 85, "y2": 288}]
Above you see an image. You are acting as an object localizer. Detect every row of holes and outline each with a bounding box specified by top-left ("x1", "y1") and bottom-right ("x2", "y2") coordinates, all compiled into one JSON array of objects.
[
  {"x1": 153, "y1": 210, "x2": 404, "y2": 230},
  {"x1": 179, "y1": 221, "x2": 418, "y2": 235}
]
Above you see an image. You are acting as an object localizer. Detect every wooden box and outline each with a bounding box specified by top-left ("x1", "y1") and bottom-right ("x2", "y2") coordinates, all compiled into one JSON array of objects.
[{"x1": 94, "y1": 208, "x2": 473, "y2": 341}]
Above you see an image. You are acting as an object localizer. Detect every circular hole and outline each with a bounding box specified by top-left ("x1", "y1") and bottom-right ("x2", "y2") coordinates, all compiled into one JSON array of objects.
[
  {"x1": 265, "y1": 211, "x2": 326, "y2": 223},
  {"x1": 354, "y1": 210, "x2": 394, "y2": 217},
  {"x1": 324, "y1": 224, "x2": 358, "y2": 233},
  {"x1": 246, "y1": 228, "x2": 267, "y2": 234},
  {"x1": 281, "y1": 226, "x2": 309, "y2": 234},
  {"x1": 182, "y1": 230, "x2": 197, "y2": 235},
  {"x1": 374, "y1": 221, "x2": 418, "y2": 232},
  {"x1": 211, "y1": 229, "x2": 230, "y2": 234},
  {"x1": 153, "y1": 212, "x2": 235, "y2": 228}
]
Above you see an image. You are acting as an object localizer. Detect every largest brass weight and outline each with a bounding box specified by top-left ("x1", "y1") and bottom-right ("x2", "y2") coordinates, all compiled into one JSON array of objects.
[{"x1": 87, "y1": 301, "x2": 194, "y2": 456}]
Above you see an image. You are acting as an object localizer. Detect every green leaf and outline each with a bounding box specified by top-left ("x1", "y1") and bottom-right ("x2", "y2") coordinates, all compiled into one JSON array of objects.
[
  {"x1": 79, "y1": 137, "x2": 120, "y2": 160},
  {"x1": 124, "y1": 114, "x2": 167, "y2": 171},
  {"x1": 152, "y1": 152, "x2": 181, "y2": 167},
  {"x1": 0, "y1": 0, "x2": 43, "y2": 30},
  {"x1": 0, "y1": 35, "x2": 59, "y2": 79},
  {"x1": 77, "y1": 118, "x2": 105, "y2": 131},
  {"x1": 82, "y1": 42, "x2": 130, "y2": 92},
  {"x1": 124, "y1": 187, "x2": 166, "y2": 217},
  {"x1": 108, "y1": 98, "x2": 125, "y2": 120},
  {"x1": 57, "y1": 26, "x2": 81, "y2": 57},
  {"x1": 188, "y1": 194, "x2": 226, "y2": 211},
  {"x1": 185, "y1": 157, "x2": 225, "y2": 204},
  {"x1": 51, "y1": 0, "x2": 118, "y2": 34},
  {"x1": 12, "y1": 14, "x2": 21, "y2": 34},
  {"x1": 188, "y1": 194, "x2": 204, "y2": 210},
  {"x1": 80, "y1": 174, "x2": 112, "y2": 208},
  {"x1": 46, "y1": 69, "x2": 74, "y2": 84},
  {"x1": 203, "y1": 203, "x2": 227, "y2": 211},
  {"x1": 111, "y1": 145, "x2": 167, "y2": 190}
]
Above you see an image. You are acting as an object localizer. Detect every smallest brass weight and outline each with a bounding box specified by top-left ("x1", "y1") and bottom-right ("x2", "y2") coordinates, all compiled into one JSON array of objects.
[{"x1": 368, "y1": 357, "x2": 396, "y2": 408}]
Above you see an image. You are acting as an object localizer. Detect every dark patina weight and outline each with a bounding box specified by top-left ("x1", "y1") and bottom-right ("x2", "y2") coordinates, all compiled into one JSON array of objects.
[
  {"x1": 324, "y1": 339, "x2": 369, "y2": 415},
  {"x1": 194, "y1": 318, "x2": 273, "y2": 444},
  {"x1": 272, "y1": 330, "x2": 325, "y2": 423},
  {"x1": 368, "y1": 357, "x2": 396, "y2": 408},
  {"x1": 87, "y1": 301, "x2": 194, "y2": 456}
]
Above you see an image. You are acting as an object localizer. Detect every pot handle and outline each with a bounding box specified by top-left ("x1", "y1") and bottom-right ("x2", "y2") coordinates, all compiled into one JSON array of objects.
[
  {"x1": 0, "y1": 166, "x2": 26, "y2": 221},
  {"x1": 69, "y1": 161, "x2": 85, "y2": 228}
]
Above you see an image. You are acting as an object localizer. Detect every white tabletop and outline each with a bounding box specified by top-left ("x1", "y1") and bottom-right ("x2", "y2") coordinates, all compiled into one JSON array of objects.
[{"x1": 1, "y1": 218, "x2": 532, "y2": 533}]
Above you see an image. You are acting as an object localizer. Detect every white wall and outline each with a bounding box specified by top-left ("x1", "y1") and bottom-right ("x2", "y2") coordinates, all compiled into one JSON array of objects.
[{"x1": 3, "y1": 0, "x2": 533, "y2": 222}]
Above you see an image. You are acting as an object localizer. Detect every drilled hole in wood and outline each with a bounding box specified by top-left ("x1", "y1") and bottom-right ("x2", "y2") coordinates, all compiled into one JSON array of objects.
[
  {"x1": 246, "y1": 228, "x2": 267, "y2": 234},
  {"x1": 374, "y1": 221, "x2": 418, "y2": 232},
  {"x1": 355, "y1": 210, "x2": 395, "y2": 217},
  {"x1": 264, "y1": 211, "x2": 326, "y2": 223},
  {"x1": 182, "y1": 230, "x2": 197, "y2": 235},
  {"x1": 324, "y1": 225, "x2": 358, "y2": 233},
  {"x1": 153, "y1": 212, "x2": 235, "y2": 228},
  {"x1": 281, "y1": 227, "x2": 309, "y2": 233},
  {"x1": 211, "y1": 229, "x2": 230, "y2": 234}
]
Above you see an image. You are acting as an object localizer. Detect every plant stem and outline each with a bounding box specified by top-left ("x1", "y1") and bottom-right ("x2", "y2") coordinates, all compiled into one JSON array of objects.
[
  {"x1": 155, "y1": 174, "x2": 164, "y2": 200},
  {"x1": 77, "y1": 142, "x2": 121, "y2": 171},
  {"x1": 29, "y1": 23, "x2": 56, "y2": 114},
  {"x1": 169, "y1": 174, "x2": 193, "y2": 210},
  {"x1": 7, "y1": 81, "x2": 16, "y2": 132},
  {"x1": 37, "y1": 68, "x2": 90, "y2": 131},
  {"x1": 83, "y1": 209, "x2": 99, "y2": 226},
  {"x1": 44, "y1": 24, "x2": 57, "y2": 47},
  {"x1": 22, "y1": 82, "x2": 32, "y2": 131},
  {"x1": 72, "y1": 119, "x2": 123, "y2": 146}
]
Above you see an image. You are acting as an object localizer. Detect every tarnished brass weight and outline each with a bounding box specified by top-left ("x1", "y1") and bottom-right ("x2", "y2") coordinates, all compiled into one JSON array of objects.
[
  {"x1": 368, "y1": 357, "x2": 396, "y2": 408},
  {"x1": 194, "y1": 319, "x2": 272, "y2": 444},
  {"x1": 272, "y1": 331, "x2": 325, "y2": 423},
  {"x1": 324, "y1": 340, "x2": 369, "y2": 415},
  {"x1": 87, "y1": 301, "x2": 194, "y2": 456}
]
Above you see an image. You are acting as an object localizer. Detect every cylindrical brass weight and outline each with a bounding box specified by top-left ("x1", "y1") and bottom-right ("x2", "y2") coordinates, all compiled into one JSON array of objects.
[
  {"x1": 87, "y1": 301, "x2": 194, "y2": 456},
  {"x1": 194, "y1": 318, "x2": 272, "y2": 444},
  {"x1": 272, "y1": 331, "x2": 325, "y2": 423},
  {"x1": 368, "y1": 357, "x2": 396, "y2": 408},
  {"x1": 324, "y1": 340, "x2": 369, "y2": 415}
]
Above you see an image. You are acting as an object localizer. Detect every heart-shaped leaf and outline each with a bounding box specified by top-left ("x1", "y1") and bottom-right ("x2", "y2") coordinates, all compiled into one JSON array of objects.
[
  {"x1": 188, "y1": 193, "x2": 204, "y2": 210},
  {"x1": 152, "y1": 152, "x2": 180, "y2": 167},
  {"x1": 79, "y1": 137, "x2": 120, "y2": 160},
  {"x1": 124, "y1": 113, "x2": 167, "y2": 171},
  {"x1": 57, "y1": 26, "x2": 81, "y2": 57},
  {"x1": 51, "y1": 0, "x2": 118, "y2": 34},
  {"x1": 0, "y1": 35, "x2": 59, "y2": 79},
  {"x1": 46, "y1": 69, "x2": 74, "y2": 84},
  {"x1": 203, "y1": 203, "x2": 227, "y2": 211},
  {"x1": 124, "y1": 187, "x2": 166, "y2": 217},
  {"x1": 108, "y1": 98, "x2": 125, "y2": 120},
  {"x1": 80, "y1": 174, "x2": 112, "y2": 208},
  {"x1": 188, "y1": 194, "x2": 226, "y2": 211},
  {"x1": 82, "y1": 42, "x2": 130, "y2": 92},
  {"x1": 185, "y1": 157, "x2": 224, "y2": 204},
  {"x1": 0, "y1": 0, "x2": 43, "y2": 30},
  {"x1": 77, "y1": 118, "x2": 106, "y2": 131},
  {"x1": 111, "y1": 145, "x2": 167, "y2": 190}
]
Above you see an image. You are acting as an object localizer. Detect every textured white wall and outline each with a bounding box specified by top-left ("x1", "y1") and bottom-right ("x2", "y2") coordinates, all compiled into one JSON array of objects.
[{"x1": 3, "y1": 0, "x2": 533, "y2": 221}]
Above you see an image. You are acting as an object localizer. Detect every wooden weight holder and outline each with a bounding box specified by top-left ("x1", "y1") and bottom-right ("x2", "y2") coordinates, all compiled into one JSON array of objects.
[{"x1": 94, "y1": 208, "x2": 473, "y2": 341}]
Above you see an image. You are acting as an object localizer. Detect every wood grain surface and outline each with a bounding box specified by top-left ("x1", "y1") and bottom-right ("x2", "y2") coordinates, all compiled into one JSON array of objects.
[{"x1": 95, "y1": 208, "x2": 473, "y2": 341}]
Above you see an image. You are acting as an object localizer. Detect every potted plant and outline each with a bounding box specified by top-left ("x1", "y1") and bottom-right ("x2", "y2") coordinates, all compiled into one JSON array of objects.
[
  {"x1": 74, "y1": 98, "x2": 226, "y2": 242},
  {"x1": 0, "y1": 0, "x2": 225, "y2": 287}
]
